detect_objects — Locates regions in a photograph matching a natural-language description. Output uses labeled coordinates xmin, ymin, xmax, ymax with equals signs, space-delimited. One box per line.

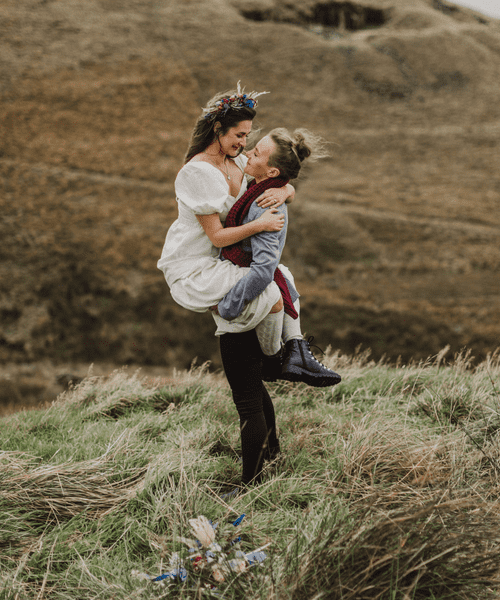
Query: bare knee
xmin=270 ymin=296 xmax=284 ymax=314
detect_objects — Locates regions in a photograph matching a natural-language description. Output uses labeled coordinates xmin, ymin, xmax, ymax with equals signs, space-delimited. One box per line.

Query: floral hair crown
xmin=202 ymin=81 xmax=269 ymax=121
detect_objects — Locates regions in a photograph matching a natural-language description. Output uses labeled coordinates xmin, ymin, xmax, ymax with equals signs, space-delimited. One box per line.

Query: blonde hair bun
xmin=268 ymin=127 xmax=329 ymax=179
xmin=293 ymin=131 xmax=312 ymax=162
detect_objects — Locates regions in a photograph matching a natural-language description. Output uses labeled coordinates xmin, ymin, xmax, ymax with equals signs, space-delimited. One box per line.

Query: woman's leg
xmin=255 ymin=297 xmax=284 ymax=381
xmin=280 ymin=298 xmax=342 ymax=387
xmin=282 ymin=298 xmax=303 ymax=343
xmin=255 ymin=297 xmax=284 ymax=356
xmin=219 ymin=329 xmax=278 ymax=484
xmin=261 ymin=384 xmax=280 ymax=459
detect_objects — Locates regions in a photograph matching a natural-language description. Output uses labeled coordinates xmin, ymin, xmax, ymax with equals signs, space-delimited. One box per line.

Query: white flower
xmin=169 ymin=552 xmax=182 ymax=568
xmin=211 ymin=565 xmax=225 ymax=582
xmin=188 ymin=516 xmax=216 ymax=548
xmin=178 ymin=536 xmax=199 ymax=549
xmin=131 ymin=570 xmax=151 ymax=581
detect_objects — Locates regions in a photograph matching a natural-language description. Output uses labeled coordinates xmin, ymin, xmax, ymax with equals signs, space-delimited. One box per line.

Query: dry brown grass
xmin=0 ymin=451 xmax=146 ymax=522
xmin=284 ymin=500 xmax=500 ymax=600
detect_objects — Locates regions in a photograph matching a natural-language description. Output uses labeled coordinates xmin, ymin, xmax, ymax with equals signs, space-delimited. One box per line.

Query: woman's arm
xmin=285 ymin=183 xmax=295 ymax=204
xmin=256 ymin=183 xmax=295 ymax=208
xmin=196 ymin=208 xmax=284 ymax=249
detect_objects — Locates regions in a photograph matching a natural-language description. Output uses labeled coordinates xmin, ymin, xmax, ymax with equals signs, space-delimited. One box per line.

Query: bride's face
xmin=217 ymin=120 xmax=252 ymax=158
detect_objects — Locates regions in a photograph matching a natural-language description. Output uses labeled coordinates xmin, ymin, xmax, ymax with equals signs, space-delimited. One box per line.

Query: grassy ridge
xmin=2 ymin=350 xmax=500 ymax=598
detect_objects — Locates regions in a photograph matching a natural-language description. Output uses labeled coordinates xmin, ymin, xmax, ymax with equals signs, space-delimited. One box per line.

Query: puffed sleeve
xmin=175 ymin=162 xmax=229 ymax=215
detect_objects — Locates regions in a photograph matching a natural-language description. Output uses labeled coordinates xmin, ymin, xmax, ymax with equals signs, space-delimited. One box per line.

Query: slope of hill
xmin=1 ymin=0 xmax=500 ymax=391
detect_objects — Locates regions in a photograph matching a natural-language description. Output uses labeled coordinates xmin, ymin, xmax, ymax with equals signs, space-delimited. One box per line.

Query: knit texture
xmin=282 ymin=299 xmax=303 ymax=344
xmin=255 ymin=309 xmax=284 ymax=356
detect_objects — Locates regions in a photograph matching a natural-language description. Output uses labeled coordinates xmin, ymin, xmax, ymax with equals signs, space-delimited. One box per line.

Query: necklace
xmin=203 ymin=151 xmax=231 ymax=180
xmin=222 ymin=156 xmax=231 ymax=180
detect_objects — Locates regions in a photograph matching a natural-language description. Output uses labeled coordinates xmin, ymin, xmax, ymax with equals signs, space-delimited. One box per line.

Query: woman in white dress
xmin=157 ymin=85 xmax=293 ymax=333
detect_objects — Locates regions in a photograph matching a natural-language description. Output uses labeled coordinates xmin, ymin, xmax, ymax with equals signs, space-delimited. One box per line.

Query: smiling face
xmin=216 ymin=120 xmax=253 ymax=158
xmin=244 ymin=135 xmax=280 ymax=182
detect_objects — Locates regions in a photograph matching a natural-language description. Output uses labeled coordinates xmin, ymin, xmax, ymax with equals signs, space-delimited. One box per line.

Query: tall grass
xmin=1 ymin=350 xmax=500 ymax=599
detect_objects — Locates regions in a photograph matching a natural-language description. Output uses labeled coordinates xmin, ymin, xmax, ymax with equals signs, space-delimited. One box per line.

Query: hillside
xmin=1 ymin=0 xmax=500 ymax=396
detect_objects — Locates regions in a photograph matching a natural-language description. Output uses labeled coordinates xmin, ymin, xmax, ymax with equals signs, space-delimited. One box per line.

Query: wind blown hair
xmin=268 ymin=128 xmax=330 ymax=180
xmin=184 ymin=88 xmax=257 ymax=164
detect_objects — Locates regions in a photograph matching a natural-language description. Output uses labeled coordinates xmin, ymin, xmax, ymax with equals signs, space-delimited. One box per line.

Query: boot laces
xmin=305 ymin=336 xmax=325 ymax=363
xmin=305 ymin=336 xmax=336 ymax=372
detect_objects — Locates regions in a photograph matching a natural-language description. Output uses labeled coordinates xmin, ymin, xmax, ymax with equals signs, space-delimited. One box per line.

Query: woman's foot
xmin=280 ymin=338 xmax=341 ymax=387
xmin=264 ymin=442 xmax=281 ymax=462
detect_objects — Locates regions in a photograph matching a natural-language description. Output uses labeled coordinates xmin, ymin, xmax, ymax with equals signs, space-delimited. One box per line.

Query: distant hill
xmin=1 ymin=0 xmax=500 ymax=371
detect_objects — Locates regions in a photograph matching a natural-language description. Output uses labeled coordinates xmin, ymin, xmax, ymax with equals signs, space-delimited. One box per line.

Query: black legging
xmin=219 ymin=329 xmax=280 ymax=485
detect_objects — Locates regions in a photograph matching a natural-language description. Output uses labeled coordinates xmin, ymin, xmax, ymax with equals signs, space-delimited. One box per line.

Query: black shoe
xmin=281 ymin=337 xmax=341 ymax=387
xmin=262 ymin=349 xmax=282 ymax=382
xmin=264 ymin=442 xmax=281 ymax=462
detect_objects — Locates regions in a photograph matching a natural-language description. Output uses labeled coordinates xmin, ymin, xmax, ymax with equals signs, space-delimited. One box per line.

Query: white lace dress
xmin=157 ymin=155 xmax=281 ymax=334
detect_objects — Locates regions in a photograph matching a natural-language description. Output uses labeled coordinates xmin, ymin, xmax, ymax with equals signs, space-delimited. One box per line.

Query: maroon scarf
xmin=221 ymin=177 xmax=298 ymax=319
